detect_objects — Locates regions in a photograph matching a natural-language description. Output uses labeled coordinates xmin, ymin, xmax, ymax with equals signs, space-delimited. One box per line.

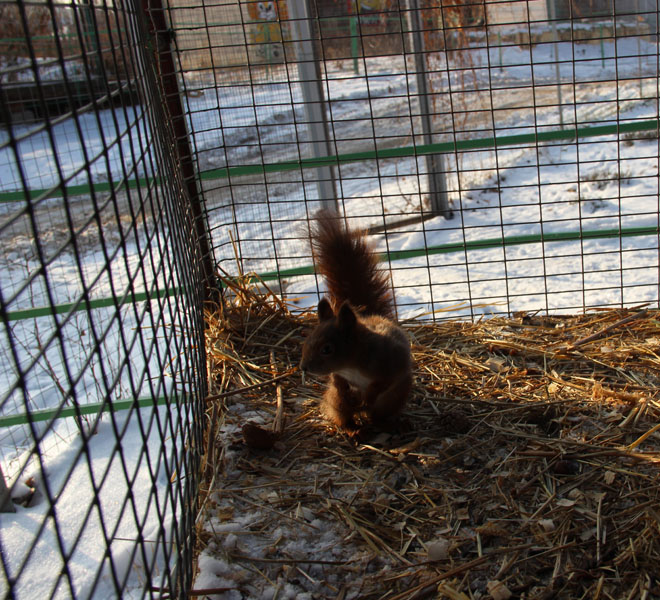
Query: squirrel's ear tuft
xmin=337 ymin=301 xmax=357 ymax=332
xmin=317 ymin=297 xmax=334 ymax=321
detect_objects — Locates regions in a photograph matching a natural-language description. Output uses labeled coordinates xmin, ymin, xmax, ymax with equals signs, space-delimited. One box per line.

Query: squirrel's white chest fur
xmin=335 ymin=367 xmax=372 ymax=390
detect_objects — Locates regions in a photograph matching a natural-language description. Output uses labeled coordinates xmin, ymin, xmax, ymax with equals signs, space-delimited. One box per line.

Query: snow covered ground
xmin=196 ymin=36 xmax=660 ymax=319
xmin=0 ymin=124 xmax=201 ymax=595
xmin=0 ymin=27 xmax=658 ymax=598
xmin=0 ymin=234 xmax=201 ymax=596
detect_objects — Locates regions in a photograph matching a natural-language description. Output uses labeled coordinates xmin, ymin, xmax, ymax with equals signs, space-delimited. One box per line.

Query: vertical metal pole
xmin=142 ymin=0 xmax=218 ymax=295
xmin=288 ymin=0 xmax=337 ymax=210
xmin=79 ymin=0 xmax=104 ymax=79
xmin=408 ymin=0 xmax=452 ymax=218
xmin=350 ymin=13 xmax=360 ymax=75
xmin=548 ymin=0 xmax=565 ymax=129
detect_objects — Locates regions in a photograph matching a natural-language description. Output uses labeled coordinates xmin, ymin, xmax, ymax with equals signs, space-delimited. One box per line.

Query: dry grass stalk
xmin=197 ymin=278 xmax=660 ymax=599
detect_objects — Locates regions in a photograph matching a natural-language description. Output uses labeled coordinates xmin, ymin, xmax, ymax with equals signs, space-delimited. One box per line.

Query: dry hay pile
xmin=196 ymin=279 xmax=660 ymax=600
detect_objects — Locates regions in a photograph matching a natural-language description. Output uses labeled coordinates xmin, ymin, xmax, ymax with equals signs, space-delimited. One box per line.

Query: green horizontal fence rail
xmin=0 ymin=396 xmax=171 ymax=429
xmin=7 ymin=225 xmax=660 ymax=320
xmin=2 ymin=119 xmax=658 ymax=203
xmin=253 ymin=224 xmax=660 ymax=284
xmin=6 ymin=286 xmax=180 ymax=321
xmin=0 ymin=175 xmax=161 ymax=203
xmin=201 ymin=119 xmax=660 ymax=181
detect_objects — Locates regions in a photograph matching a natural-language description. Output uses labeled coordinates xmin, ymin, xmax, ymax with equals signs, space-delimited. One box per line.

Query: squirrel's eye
xmin=320 ymin=343 xmax=333 ymax=356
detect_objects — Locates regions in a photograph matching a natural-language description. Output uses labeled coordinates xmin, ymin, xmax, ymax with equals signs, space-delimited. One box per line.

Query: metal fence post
xmin=288 ymin=0 xmax=337 ymax=210
xmin=142 ymin=0 xmax=219 ymax=295
xmin=407 ymin=0 xmax=452 ymax=219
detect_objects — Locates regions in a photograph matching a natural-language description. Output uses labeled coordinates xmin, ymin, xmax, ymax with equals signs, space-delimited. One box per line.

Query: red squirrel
xmin=300 ymin=210 xmax=413 ymax=431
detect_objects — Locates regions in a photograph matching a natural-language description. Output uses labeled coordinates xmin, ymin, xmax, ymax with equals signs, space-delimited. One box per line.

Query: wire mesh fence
xmin=0 ymin=0 xmax=209 ymax=597
xmin=2 ymin=0 xmax=660 ymax=596
xmin=172 ymin=0 xmax=660 ymax=321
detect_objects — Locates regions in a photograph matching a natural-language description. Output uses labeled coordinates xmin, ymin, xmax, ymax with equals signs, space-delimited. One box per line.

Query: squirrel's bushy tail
xmin=311 ymin=210 xmax=394 ymax=318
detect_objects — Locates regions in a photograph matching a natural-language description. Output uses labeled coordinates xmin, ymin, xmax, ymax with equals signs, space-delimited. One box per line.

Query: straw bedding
xmin=196 ymin=277 xmax=660 ymax=599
